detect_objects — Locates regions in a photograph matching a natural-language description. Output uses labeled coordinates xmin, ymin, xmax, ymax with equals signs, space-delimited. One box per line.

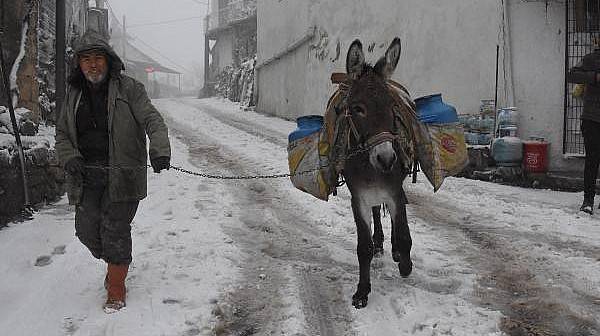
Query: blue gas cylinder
xmin=415 ymin=94 xmax=458 ymax=124
xmin=288 ymin=115 xmax=324 ymax=142
xmin=491 ymin=136 xmax=523 ymax=167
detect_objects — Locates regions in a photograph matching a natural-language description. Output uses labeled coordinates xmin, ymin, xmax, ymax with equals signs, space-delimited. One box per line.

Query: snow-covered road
xmin=1 ymin=97 xmax=599 ymax=336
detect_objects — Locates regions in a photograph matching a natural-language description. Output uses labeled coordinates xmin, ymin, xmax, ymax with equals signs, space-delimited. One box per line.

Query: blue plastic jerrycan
xmin=415 ymin=94 xmax=458 ymax=124
xmin=288 ymin=115 xmax=324 ymax=142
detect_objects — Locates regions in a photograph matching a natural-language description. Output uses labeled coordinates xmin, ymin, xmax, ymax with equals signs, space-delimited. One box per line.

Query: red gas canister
xmin=523 ymin=138 xmax=549 ymax=173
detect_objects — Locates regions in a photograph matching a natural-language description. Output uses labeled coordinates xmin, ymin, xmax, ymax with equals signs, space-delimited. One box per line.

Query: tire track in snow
xmin=405 ymin=188 xmax=600 ymax=336
xmin=161 ymin=106 xmax=357 ymax=336
xmin=158 ymin=98 xmax=513 ymax=334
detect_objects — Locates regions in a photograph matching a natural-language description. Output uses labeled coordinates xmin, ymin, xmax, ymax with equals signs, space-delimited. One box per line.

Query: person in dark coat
xmin=568 ymin=43 xmax=600 ymax=215
xmin=55 ymin=31 xmax=171 ymax=312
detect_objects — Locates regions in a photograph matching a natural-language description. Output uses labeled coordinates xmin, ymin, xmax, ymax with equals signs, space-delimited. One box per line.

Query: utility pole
xmin=203 ymin=15 xmax=210 ymax=91
xmin=55 ymin=0 xmax=66 ymax=119
xmin=122 ymin=15 xmax=127 ymax=69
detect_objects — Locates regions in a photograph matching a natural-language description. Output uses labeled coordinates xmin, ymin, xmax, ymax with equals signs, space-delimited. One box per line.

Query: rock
xmin=27 ymin=147 xmax=49 ymax=166
xmin=19 ymin=119 xmax=38 ymax=136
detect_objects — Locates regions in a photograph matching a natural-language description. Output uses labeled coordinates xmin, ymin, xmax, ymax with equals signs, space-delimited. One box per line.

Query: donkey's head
xmin=345 ymin=38 xmax=410 ymax=174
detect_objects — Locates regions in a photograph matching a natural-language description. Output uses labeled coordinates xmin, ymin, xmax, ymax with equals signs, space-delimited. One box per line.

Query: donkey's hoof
xmin=352 ymin=296 xmax=369 ymax=309
xmin=393 ymin=253 xmax=413 ymax=277
xmin=397 ymin=258 xmax=413 ymax=277
xmin=352 ymin=283 xmax=371 ymax=309
xmin=373 ymin=247 xmax=384 ymax=258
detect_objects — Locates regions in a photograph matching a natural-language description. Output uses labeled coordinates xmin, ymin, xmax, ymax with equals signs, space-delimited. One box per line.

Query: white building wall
xmin=257 ymin=0 xmax=579 ymax=172
xmin=507 ymin=1 xmax=580 ymax=172
xmin=257 ymin=0 xmax=505 ymax=120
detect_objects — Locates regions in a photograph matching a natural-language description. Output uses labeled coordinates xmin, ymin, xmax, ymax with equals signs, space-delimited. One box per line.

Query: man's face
xmin=79 ymin=51 xmax=108 ymax=84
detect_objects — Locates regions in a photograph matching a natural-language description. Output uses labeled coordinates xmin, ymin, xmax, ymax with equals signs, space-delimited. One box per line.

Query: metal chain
xmin=50 ymin=146 xmax=371 ymax=180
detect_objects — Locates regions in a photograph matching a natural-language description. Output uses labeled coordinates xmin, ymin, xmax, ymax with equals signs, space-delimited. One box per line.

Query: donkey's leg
xmin=372 ymin=205 xmax=384 ymax=258
xmin=351 ymin=198 xmax=373 ymax=309
xmin=390 ymin=202 xmax=413 ymax=277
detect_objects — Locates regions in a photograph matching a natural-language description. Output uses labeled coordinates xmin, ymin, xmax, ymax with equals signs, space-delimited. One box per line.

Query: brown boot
xmin=103 ymin=263 xmax=129 ymax=313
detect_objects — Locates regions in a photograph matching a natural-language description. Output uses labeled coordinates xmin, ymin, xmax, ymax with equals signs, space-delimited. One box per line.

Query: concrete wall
xmin=507 ymin=1 xmax=581 ymax=172
xmin=215 ymin=30 xmax=235 ymax=69
xmin=257 ymin=0 xmax=504 ymax=119
xmin=256 ymin=0 xmax=580 ymax=172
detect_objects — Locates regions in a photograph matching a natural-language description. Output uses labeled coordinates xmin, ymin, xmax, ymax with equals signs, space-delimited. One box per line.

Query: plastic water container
xmin=478 ymin=133 xmax=492 ymax=145
xmin=497 ymin=107 xmax=518 ymax=126
xmin=288 ymin=115 xmax=324 ymax=142
xmin=415 ymin=94 xmax=458 ymax=124
xmin=481 ymin=117 xmax=495 ymax=132
xmin=464 ymin=132 xmax=477 ymax=145
xmin=491 ymin=136 xmax=523 ymax=167
xmin=498 ymin=125 xmax=517 ymax=137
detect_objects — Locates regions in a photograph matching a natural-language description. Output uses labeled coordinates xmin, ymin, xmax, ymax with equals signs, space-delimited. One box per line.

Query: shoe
xmin=103 ymin=263 xmax=129 ymax=313
xmin=580 ymin=200 xmax=594 ymax=215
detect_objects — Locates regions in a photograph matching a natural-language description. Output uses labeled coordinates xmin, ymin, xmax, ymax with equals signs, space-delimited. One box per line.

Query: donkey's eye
xmin=351 ymin=105 xmax=366 ymax=117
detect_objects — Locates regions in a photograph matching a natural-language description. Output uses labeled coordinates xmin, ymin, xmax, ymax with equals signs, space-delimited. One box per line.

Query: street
xmin=1 ymin=97 xmax=599 ymax=336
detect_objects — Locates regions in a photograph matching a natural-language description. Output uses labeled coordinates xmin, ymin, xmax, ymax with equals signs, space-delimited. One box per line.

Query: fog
xmin=104 ymin=0 xmax=208 ymax=90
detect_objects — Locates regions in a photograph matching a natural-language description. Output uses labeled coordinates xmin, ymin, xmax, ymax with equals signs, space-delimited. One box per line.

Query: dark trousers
xmin=75 ymin=185 xmax=139 ymax=265
xmin=582 ymin=119 xmax=600 ymax=202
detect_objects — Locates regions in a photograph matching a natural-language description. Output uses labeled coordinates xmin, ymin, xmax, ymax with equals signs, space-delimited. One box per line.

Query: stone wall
xmin=0 ymin=147 xmax=64 ymax=226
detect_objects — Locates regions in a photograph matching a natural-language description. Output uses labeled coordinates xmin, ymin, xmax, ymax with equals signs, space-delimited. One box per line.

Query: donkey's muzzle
xmin=370 ymin=142 xmax=397 ymax=173
xmin=377 ymin=152 xmax=397 ymax=172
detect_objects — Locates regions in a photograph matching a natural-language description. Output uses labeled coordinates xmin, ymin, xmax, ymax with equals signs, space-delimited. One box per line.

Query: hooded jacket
xmin=567 ymin=48 xmax=600 ymax=123
xmin=55 ymin=31 xmax=171 ymax=204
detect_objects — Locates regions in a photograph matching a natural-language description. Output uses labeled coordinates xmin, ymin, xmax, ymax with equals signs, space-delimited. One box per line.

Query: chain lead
xmin=51 ymin=146 xmax=372 ymax=180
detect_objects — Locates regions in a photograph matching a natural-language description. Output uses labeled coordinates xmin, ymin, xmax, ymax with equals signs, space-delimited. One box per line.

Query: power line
xmin=104 ymin=0 xmax=192 ymax=73
xmin=127 ymin=16 xmax=204 ymax=29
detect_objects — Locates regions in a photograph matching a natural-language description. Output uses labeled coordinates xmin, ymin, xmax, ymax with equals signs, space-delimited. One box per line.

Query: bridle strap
xmin=345 ymin=109 xmax=362 ymax=150
xmin=364 ymin=131 xmax=398 ymax=148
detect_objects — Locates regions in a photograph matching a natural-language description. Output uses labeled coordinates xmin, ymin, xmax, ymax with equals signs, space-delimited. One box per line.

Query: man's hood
xmin=69 ymin=30 xmax=124 ymax=87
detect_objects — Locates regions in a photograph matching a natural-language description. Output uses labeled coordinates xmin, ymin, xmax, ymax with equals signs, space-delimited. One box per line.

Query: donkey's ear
xmin=346 ymin=39 xmax=365 ymax=80
xmin=375 ymin=37 xmax=401 ymax=79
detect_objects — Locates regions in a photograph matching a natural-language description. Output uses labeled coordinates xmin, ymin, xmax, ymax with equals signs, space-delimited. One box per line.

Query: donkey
xmin=342 ymin=38 xmax=414 ymax=309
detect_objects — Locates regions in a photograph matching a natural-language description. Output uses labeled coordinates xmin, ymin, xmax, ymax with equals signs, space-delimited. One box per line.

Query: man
xmin=55 ymin=30 xmax=171 ymax=313
xmin=568 ymin=41 xmax=600 ymax=215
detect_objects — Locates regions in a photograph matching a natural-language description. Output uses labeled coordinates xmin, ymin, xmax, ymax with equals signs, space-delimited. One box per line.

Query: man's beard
xmin=83 ymin=70 xmax=107 ymax=85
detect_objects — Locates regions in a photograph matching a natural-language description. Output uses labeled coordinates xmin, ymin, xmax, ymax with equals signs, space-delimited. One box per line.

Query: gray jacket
xmin=55 ymin=31 xmax=171 ymax=204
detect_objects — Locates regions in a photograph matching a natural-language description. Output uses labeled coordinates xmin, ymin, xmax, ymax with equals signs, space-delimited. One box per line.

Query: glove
xmin=150 ymin=156 xmax=170 ymax=173
xmin=64 ymin=157 xmax=85 ymax=183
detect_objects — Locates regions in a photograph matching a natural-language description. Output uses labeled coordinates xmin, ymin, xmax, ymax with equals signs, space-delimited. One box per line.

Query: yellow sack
xmin=414 ymin=122 xmax=468 ymax=191
xmin=287 ymin=82 xmax=353 ymax=201
xmin=288 ymin=130 xmax=337 ymax=201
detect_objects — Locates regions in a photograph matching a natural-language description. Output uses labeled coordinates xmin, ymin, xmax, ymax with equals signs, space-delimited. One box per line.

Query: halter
xmin=343 ymin=102 xmax=411 ymax=153
xmin=344 ymin=110 xmax=393 ymax=150
xmin=341 ymin=82 xmax=416 ymax=172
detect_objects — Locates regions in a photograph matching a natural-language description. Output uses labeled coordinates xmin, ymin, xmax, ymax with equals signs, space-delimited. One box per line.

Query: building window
xmin=565 ymin=0 xmax=599 ymax=155
xmin=575 ymin=0 xmax=600 ymax=32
